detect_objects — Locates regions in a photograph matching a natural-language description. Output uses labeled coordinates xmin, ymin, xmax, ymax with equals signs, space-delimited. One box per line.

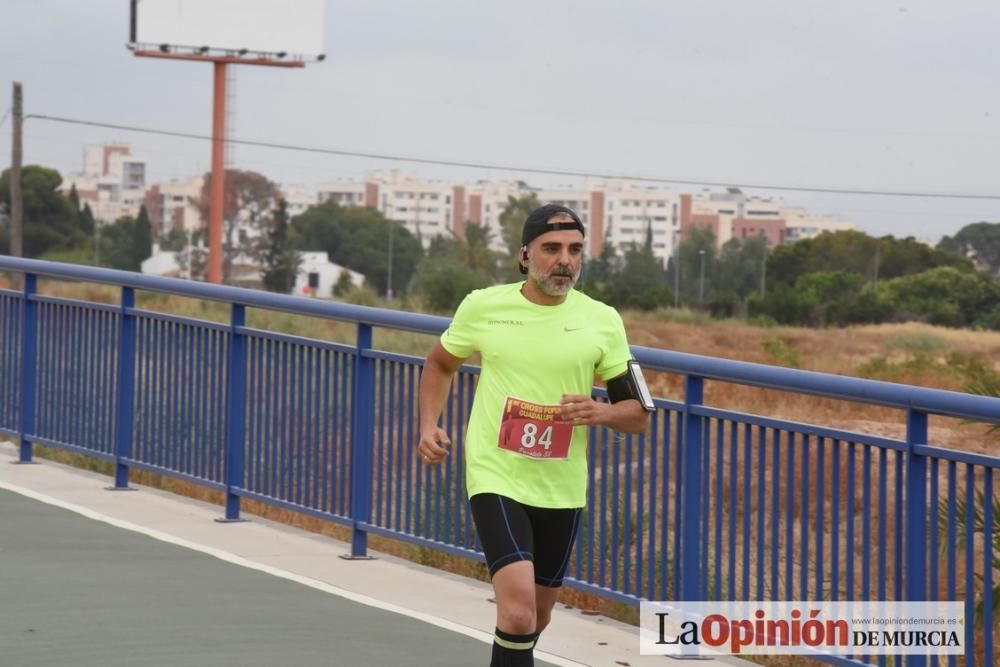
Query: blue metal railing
xmin=1 ymin=256 xmax=997 ymax=666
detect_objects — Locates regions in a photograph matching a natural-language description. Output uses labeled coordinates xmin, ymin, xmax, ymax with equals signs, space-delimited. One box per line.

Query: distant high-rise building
xmin=278 ymin=185 xmax=317 ymax=219
xmin=589 ymin=180 xmax=679 ymax=264
xmin=60 ymin=143 xmax=148 ymax=224
xmin=678 ymin=188 xmax=852 ymax=252
xmin=319 ymin=170 xmax=456 ymax=248
xmin=313 ymin=172 xmax=853 ymax=262
xmin=781 ymin=207 xmax=854 ymax=242
xmin=143 ymin=176 xmax=204 ymax=236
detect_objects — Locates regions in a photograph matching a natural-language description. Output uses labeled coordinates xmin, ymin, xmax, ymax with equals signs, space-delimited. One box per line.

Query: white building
xmin=61 ymin=144 xmax=148 ymax=224
xmin=317 ymin=173 xmax=854 ymax=262
xmin=591 ymin=180 xmax=679 ymax=265
xmin=462 ymin=181 xmax=527 ymax=252
xmin=679 ymin=188 xmax=856 ymax=251
xmin=368 ymin=170 xmax=455 ymax=246
xmin=293 ymin=252 xmax=365 ymax=298
xmin=685 ymin=188 xmax=786 ymax=246
xmin=317 ymin=180 xmax=366 ymax=208
xmin=318 ymin=171 xmax=455 ymax=248
xmin=141 ymin=244 xmax=364 ymax=298
xmin=782 ymin=208 xmax=854 ymax=242
xmin=463 ymin=180 xmax=681 ymax=265
xmin=278 ymin=185 xmax=317 ymax=219
xmin=140 ymin=243 xmax=186 ymax=278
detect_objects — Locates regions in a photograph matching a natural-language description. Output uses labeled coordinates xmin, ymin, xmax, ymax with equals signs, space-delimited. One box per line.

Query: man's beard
xmin=528 ymin=262 xmax=580 ymax=296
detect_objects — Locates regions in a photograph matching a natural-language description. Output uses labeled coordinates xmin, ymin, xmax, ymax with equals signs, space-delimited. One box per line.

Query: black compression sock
xmin=490 ymin=627 xmax=539 ymax=667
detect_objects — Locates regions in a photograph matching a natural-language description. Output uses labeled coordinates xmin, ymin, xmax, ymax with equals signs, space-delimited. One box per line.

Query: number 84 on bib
xmin=497 ymin=397 xmax=574 ymax=460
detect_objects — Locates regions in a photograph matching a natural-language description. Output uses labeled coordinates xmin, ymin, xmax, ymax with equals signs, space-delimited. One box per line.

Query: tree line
xmin=0 ymin=166 xmax=152 ymax=272
xmin=3 ymin=164 xmax=1000 ymax=330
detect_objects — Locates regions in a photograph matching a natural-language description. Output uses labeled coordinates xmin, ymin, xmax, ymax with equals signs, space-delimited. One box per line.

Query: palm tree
xmin=457 ymin=221 xmax=502 ymax=281
xmin=937 ymin=358 xmax=1000 ymax=623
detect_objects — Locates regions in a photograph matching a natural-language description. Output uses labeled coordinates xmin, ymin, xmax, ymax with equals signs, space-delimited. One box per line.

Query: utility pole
xmin=386 ymin=219 xmax=394 ymax=300
xmin=10 ymin=82 xmax=23 ymax=259
xmin=208 ymin=61 xmax=227 ymax=284
xmin=383 ymin=196 xmax=395 ymax=300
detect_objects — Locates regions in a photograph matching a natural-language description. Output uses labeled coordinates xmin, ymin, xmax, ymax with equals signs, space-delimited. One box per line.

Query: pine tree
xmin=68 ymin=183 xmax=80 ymax=212
xmin=261 ymin=199 xmax=301 ymax=293
xmin=79 ymin=202 xmax=96 ymax=237
xmin=132 ymin=205 xmax=153 ymax=267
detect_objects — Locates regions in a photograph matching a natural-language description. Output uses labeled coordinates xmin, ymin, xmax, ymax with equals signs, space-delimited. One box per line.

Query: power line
xmin=24 ymin=112 xmax=1000 ymax=201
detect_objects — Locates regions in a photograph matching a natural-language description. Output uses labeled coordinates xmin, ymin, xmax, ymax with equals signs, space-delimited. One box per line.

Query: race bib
xmin=497 ymin=397 xmax=574 ymax=460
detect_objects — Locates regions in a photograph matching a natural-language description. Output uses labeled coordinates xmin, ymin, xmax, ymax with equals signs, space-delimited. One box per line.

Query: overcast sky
xmin=1 ymin=0 xmax=998 ymax=242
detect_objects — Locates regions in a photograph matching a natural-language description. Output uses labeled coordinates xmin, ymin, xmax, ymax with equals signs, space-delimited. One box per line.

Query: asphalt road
xmin=0 ymin=488 xmax=558 ymax=667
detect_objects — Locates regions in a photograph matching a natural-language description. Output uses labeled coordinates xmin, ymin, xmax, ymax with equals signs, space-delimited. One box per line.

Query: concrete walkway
xmin=0 ymin=442 xmax=746 ymax=666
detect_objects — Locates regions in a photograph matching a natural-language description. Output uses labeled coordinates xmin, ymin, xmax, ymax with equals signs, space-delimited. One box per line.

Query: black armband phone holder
xmin=606 ymin=360 xmax=655 ymax=412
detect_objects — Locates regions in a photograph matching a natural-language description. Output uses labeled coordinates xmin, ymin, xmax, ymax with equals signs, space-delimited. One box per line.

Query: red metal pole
xmin=208 ymin=61 xmax=227 ymax=284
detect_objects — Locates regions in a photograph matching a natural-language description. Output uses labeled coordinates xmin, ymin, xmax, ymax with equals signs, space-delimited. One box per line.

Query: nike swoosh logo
xmin=564 ymin=327 xmax=582 ymax=332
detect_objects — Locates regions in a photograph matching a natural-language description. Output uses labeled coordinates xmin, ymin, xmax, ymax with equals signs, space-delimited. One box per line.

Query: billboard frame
xmin=128 ymin=1 xmax=322 ymax=285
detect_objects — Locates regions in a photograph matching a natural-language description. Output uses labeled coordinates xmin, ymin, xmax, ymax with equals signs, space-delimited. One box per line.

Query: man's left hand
xmin=559 ymin=394 xmax=607 ymax=426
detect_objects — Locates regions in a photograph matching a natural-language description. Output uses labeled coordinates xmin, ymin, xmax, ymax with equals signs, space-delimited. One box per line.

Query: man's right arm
xmin=417 ymin=341 xmax=467 ymax=464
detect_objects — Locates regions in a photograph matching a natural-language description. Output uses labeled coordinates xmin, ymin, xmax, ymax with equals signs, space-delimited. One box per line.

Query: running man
xmin=418 ymin=204 xmax=652 ymax=666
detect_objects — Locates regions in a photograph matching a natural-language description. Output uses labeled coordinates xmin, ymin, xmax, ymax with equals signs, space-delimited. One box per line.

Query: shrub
xmin=747 ymin=314 xmax=778 ymax=328
xmin=973 ymin=304 xmax=1000 ymax=331
xmin=886 ymin=331 xmax=952 ymax=355
xmin=409 ymin=262 xmax=491 ymax=313
xmin=761 ymin=337 xmax=801 ymax=368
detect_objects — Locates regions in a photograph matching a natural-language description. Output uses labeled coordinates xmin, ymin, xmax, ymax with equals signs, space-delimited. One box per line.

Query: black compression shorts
xmin=469 ymin=493 xmax=582 ymax=587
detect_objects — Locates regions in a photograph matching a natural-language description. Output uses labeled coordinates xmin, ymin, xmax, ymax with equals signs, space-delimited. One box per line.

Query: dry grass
xmin=7 ymin=276 xmax=1000 ymax=375
xmin=624 ymin=314 xmax=1000 ymax=455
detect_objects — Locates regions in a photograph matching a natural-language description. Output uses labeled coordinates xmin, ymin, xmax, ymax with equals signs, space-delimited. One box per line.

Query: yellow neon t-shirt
xmin=440 ymin=282 xmax=632 ymax=508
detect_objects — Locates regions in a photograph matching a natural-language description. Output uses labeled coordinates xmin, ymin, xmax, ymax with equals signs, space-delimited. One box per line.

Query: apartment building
xmin=458 ymin=180 xmax=680 ymax=264
xmin=677 ymin=189 xmax=855 ymax=251
xmin=318 ymin=170 xmax=455 ymax=247
xmin=781 ymin=207 xmax=854 ymax=242
xmin=679 ymin=188 xmax=781 ymax=246
xmin=593 ymin=180 xmax=679 ymax=264
xmin=316 ymin=172 xmax=854 ymax=266
xmin=316 ymin=180 xmax=365 ymax=208
xmin=54 ymin=143 xmax=851 ymax=268
xmin=143 ymin=176 xmax=204 ymax=236
xmin=278 ymin=185 xmax=317 ymax=219
xmin=61 ymin=143 xmax=148 ymax=224
xmin=464 ymin=181 xmax=530 ymax=249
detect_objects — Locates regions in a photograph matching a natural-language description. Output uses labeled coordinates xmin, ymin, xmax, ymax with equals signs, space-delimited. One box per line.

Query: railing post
xmin=904 ymin=408 xmax=928 ymax=667
xmin=16 ymin=273 xmax=37 ymax=463
xmin=110 ymin=286 xmax=136 ymax=488
xmin=680 ymin=375 xmax=705 ymax=601
xmin=347 ymin=323 xmax=375 ymax=558
xmin=220 ymin=304 xmax=247 ymax=521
